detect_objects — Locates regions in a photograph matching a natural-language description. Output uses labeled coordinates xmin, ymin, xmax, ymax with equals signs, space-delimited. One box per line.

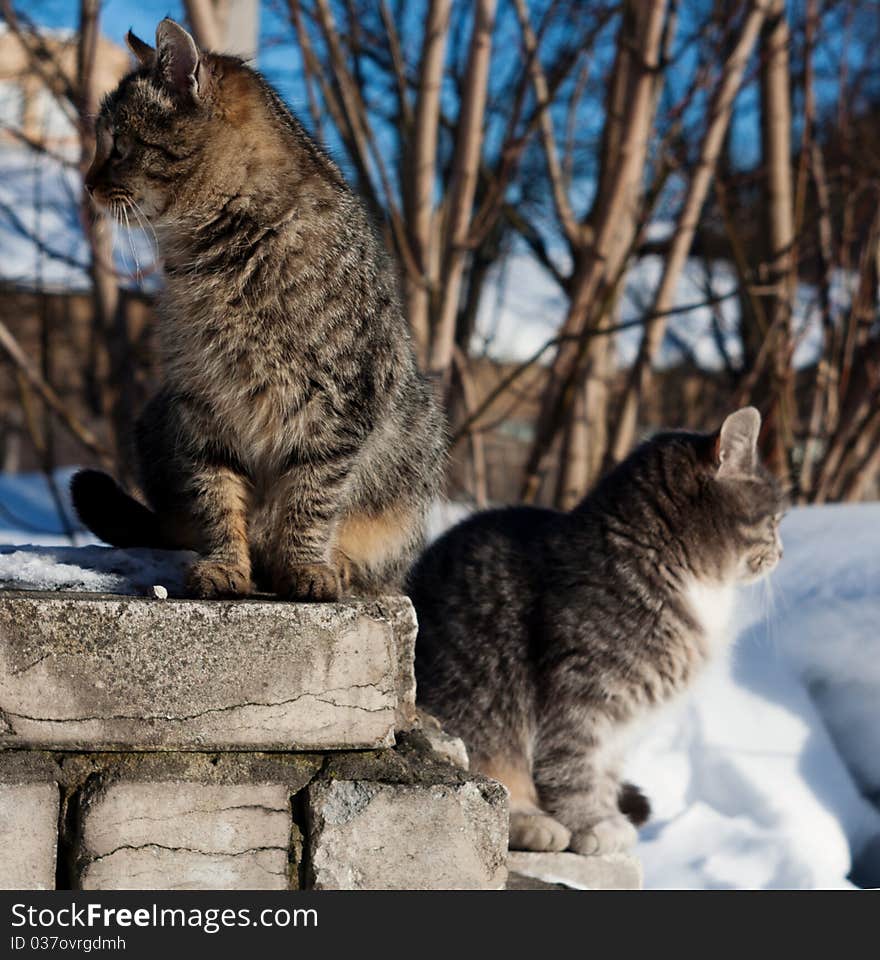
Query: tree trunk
xmin=429 ymin=0 xmax=497 ymax=394
xmin=608 ymin=1 xmax=767 ymax=465
xmin=406 ymin=0 xmax=451 ymax=365
xmin=756 ymin=0 xmax=795 ymax=484
xmin=519 ymin=0 xmax=668 ymax=503
xmin=78 ymin=0 xmax=123 ymax=465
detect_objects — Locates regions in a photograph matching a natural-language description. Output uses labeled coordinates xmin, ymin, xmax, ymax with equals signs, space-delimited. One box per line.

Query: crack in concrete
xmin=0 ymin=682 xmax=393 ymax=730
xmin=85 ymin=842 xmax=288 ymax=865
xmin=101 ymin=804 xmax=290 ymax=828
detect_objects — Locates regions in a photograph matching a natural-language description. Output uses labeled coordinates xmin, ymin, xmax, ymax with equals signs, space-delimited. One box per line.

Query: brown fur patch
xmin=331 ymin=548 xmax=354 ymax=593
xmin=336 ymin=503 xmax=418 ymax=575
xmin=194 ymin=467 xmax=252 ymax=568
xmin=217 ymin=61 xmax=256 ymax=126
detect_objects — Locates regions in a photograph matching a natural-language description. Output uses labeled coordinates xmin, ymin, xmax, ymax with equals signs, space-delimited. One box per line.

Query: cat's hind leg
xmin=476 ymin=755 xmax=571 ymax=853
xmin=569 ymin=813 xmax=638 ymax=856
xmin=534 ymin=723 xmax=639 ymax=855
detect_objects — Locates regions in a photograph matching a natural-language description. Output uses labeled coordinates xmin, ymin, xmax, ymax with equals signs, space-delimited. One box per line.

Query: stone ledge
xmin=0 ymin=739 xmax=510 ymax=891
xmin=507 ymin=850 xmax=642 ymax=890
xmin=0 ymin=593 xmax=416 ymax=751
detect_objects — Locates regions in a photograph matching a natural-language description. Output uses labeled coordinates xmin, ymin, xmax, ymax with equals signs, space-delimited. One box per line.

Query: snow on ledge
xmin=0 ymin=544 xmax=195 ymax=596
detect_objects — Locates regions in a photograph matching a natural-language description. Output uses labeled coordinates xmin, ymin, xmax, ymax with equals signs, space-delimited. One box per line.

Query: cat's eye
xmin=110 ymin=135 xmax=132 ymax=162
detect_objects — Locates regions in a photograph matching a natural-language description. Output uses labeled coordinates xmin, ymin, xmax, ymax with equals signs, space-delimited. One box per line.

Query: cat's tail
xmin=618 ymin=781 xmax=651 ymax=827
xmin=70 ymin=469 xmax=173 ymax=550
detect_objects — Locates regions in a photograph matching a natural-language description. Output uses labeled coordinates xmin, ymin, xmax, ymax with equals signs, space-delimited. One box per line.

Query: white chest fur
xmin=684 ymin=580 xmax=736 ymax=653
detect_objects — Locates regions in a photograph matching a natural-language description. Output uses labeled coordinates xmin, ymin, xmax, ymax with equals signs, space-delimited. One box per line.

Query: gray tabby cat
xmin=409 ymin=408 xmax=783 ymax=854
xmin=71 ymin=19 xmax=444 ymax=600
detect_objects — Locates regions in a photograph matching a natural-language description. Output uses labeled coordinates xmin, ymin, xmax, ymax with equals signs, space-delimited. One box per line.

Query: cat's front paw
xmin=509 ymin=812 xmax=571 ymax=852
xmin=569 ymin=814 xmax=638 ymax=855
xmin=273 ymin=562 xmax=340 ymax=602
xmin=186 ymin=560 xmax=252 ymax=599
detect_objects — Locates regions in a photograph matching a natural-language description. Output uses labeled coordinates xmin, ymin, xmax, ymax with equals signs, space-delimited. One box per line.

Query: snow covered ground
xmin=1 ymin=471 xmax=879 ymax=889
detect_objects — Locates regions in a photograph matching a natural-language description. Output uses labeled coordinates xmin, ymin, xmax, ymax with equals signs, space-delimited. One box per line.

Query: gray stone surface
xmin=306 ymin=737 xmax=508 ymax=890
xmin=417 ymin=710 xmax=469 ymax=769
xmin=423 ymin=729 xmax=469 ymax=769
xmin=506 ymin=850 xmax=642 ymax=890
xmin=0 ymin=593 xmax=416 ymax=751
xmin=0 ymin=773 xmax=59 ymax=890
xmin=505 ymin=871 xmax=565 ymax=890
xmin=79 ymin=780 xmax=296 ymax=890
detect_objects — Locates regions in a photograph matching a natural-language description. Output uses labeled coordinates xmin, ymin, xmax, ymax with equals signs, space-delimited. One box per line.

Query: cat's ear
xmin=155 ymin=18 xmax=203 ymax=101
xmin=126 ymin=30 xmax=155 ymax=68
xmin=715 ymin=407 xmax=761 ymax=478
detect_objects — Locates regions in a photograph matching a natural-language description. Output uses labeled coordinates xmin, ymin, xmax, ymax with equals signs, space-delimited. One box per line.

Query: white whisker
xmin=129 ymin=197 xmax=159 ymax=253
xmin=123 ymin=203 xmax=143 ymax=281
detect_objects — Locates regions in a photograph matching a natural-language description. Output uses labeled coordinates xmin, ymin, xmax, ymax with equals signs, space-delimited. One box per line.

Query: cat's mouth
xmin=86 ymin=186 xmax=124 ymax=215
xmin=88 ymin=188 xmax=148 ymax=224
xmin=105 ymin=194 xmax=135 ymax=220
xmin=100 ymin=193 xmax=162 ymax=233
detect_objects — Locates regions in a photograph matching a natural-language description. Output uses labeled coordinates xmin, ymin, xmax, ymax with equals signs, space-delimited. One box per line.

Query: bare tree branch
xmin=406 ymin=0 xmax=451 ymax=363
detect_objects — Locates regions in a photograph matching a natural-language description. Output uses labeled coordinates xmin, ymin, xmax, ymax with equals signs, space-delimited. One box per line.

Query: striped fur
xmin=73 ymin=19 xmax=445 ymax=600
xmin=409 ymin=409 xmax=784 ymax=853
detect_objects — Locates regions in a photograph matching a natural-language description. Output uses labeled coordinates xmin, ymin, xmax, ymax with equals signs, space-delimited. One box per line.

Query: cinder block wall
xmin=0 ymin=593 xmax=508 ymax=890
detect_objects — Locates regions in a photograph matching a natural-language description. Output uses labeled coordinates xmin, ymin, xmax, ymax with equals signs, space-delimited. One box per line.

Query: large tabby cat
xmin=410 ymin=408 xmax=784 ymax=854
xmin=72 ymin=19 xmax=444 ymax=600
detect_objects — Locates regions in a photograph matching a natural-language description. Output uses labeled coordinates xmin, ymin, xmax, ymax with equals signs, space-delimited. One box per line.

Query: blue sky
xmin=31 ymin=1 xmax=313 ymax=135
xmin=24 ymin=0 xmax=299 ymax=100
xmin=29 ymin=0 xmax=186 ymax=46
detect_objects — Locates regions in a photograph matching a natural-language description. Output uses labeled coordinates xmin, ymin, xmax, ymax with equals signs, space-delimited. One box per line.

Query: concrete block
xmin=0 ymin=754 xmax=59 ymax=890
xmin=380 ymin=597 xmax=418 ymax=730
xmin=306 ymin=734 xmax=508 ymax=889
xmin=76 ymin=754 xmax=320 ymax=890
xmin=0 ymin=593 xmax=416 ymax=751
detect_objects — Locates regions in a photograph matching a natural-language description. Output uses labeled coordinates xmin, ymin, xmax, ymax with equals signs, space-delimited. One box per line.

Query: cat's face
xmin=86 ymin=76 xmax=192 ymax=221
xmin=630 ymin=407 xmax=785 ymax=585
xmin=85 ymin=20 xmax=236 ymax=222
xmin=718 ymin=466 xmax=785 ymax=584
xmin=710 ymin=407 xmax=785 ymax=583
